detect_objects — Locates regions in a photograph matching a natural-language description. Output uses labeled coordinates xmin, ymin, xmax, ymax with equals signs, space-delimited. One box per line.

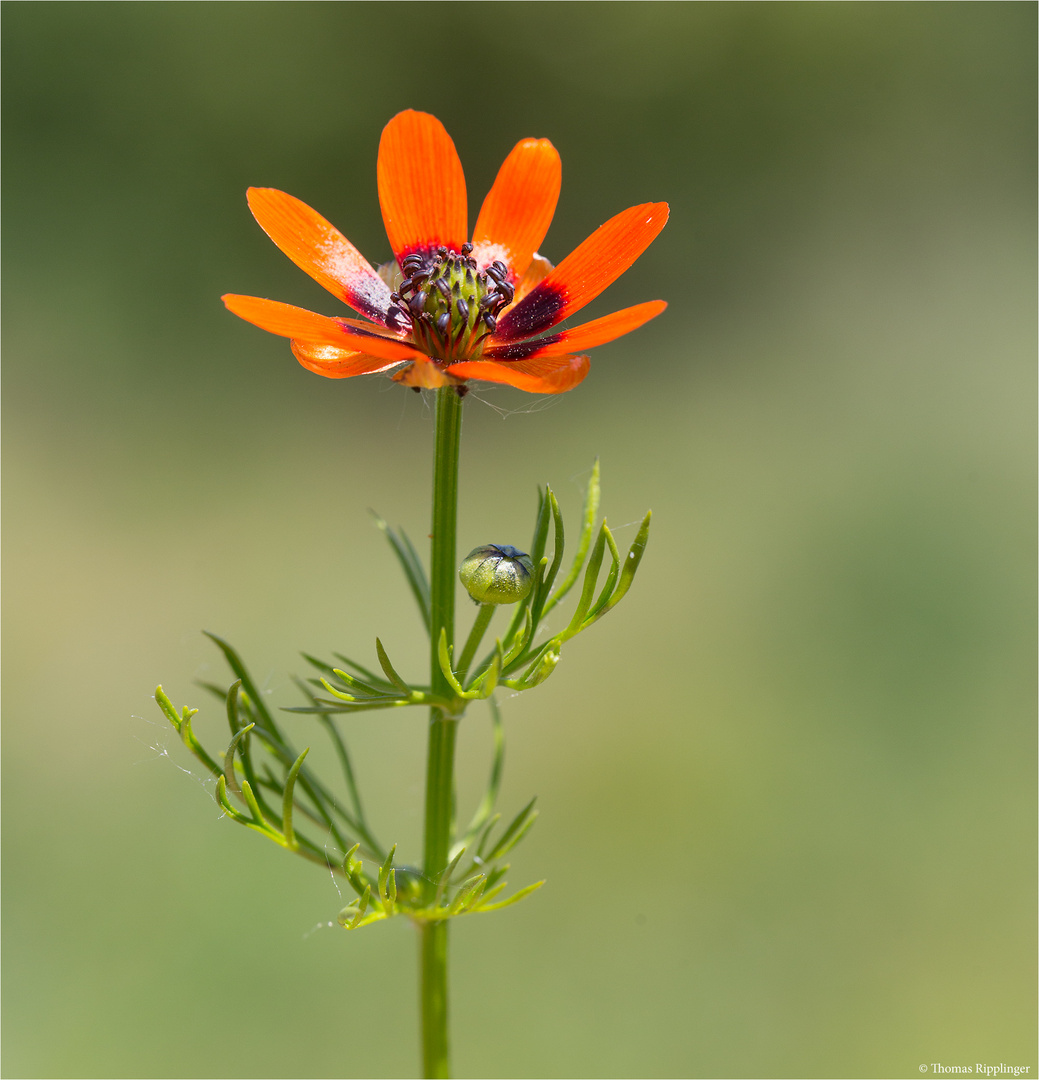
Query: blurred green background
xmin=3 ymin=3 xmax=1035 ymax=1077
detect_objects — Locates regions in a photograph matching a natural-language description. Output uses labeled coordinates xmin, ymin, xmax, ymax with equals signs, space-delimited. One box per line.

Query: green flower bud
xmin=527 ymin=646 xmax=560 ymax=686
xmin=459 ymin=545 xmax=534 ymax=605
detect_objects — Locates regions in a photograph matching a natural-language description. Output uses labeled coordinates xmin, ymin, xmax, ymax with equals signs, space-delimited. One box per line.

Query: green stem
xmin=456 ymin=603 xmax=495 ymax=684
xmin=420 ymin=386 xmax=464 ymax=1079
xmin=421 ymin=919 xmax=450 ymax=1078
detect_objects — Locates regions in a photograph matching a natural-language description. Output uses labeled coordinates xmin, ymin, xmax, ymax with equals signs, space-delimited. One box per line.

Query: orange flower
xmin=223 ymin=111 xmax=668 ymax=395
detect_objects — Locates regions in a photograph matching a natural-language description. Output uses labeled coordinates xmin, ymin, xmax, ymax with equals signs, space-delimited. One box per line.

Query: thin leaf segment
xmin=222 ymin=110 xmax=668 ymax=394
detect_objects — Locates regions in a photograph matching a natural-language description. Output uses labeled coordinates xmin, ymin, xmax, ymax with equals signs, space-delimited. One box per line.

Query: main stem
xmin=421 ymin=386 xmax=463 ymax=1079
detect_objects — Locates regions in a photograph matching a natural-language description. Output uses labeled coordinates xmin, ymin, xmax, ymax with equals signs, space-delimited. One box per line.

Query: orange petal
xmin=223 ymin=294 xmax=357 ymax=347
xmin=510 ymin=253 xmax=554 ymax=307
xmin=472 ymin=138 xmax=561 ymax=283
xmin=494 ymin=202 xmax=669 ymax=341
xmin=446 ymin=355 xmax=591 ymax=395
xmin=246 ymin=188 xmax=394 ymax=324
xmin=378 ymin=110 xmax=467 ymax=262
xmin=222 ymin=295 xmax=423 ymax=363
xmin=392 ymin=358 xmax=458 ymax=390
xmin=291 ymin=341 xmax=403 ymax=379
xmin=485 ymin=300 xmax=666 ymax=361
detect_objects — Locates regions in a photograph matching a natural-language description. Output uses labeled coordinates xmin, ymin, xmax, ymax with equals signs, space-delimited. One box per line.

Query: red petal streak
xmin=291 ymin=341 xmax=402 ymax=379
xmin=222 ymin=295 xmax=422 ymax=363
xmin=246 ymin=188 xmax=393 ymax=324
xmin=446 ymin=355 xmax=591 ymax=394
xmin=472 ymin=138 xmax=561 ymax=283
xmin=494 ymin=202 xmax=669 ymax=341
xmin=485 ymin=300 xmax=667 ymax=361
xmin=378 ymin=110 xmax=467 ymax=263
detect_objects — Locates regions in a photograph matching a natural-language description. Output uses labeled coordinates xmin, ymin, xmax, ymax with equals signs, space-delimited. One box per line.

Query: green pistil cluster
xmin=391 ymin=244 xmax=514 ymax=364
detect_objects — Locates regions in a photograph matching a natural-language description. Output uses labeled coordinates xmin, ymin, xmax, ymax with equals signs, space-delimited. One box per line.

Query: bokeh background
xmin=3 ymin=3 xmax=1035 ymax=1078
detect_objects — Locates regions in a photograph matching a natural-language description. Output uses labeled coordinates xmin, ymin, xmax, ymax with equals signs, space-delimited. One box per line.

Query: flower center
xmin=388 ymin=243 xmax=514 ymax=363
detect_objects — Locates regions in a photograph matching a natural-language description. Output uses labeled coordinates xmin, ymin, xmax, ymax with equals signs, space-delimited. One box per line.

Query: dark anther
xmin=402 ymin=254 xmax=423 ymax=272
xmin=483 ymin=313 xmax=497 ymax=332
xmin=411 ymin=270 xmax=430 ymax=285
xmin=436 ymin=311 xmax=451 ymax=335
xmin=497 ymin=281 xmax=515 ymax=304
xmin=390 ymin=292 xmax=401 ymax=303
xmin=435 ymin=278 xmax=451 ymax=298
xmin=455 ymin=297 xmax=469 ymax=322
xmin=461 ymin=242 xmax=473 ymax=255
xmin=409 ymin=292 xmax=428 ymax=316
xmin=437 ymin=246 xmax=447 ymax=257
